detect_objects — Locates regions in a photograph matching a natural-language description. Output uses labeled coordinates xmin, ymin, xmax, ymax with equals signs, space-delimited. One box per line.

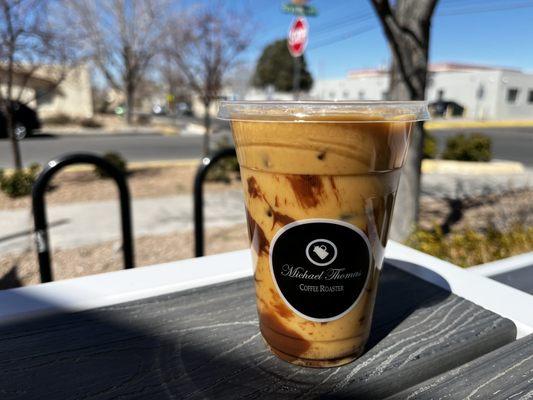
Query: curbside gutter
xmin=422 ymin=159 xmax=525 ymax=175
xmin=1 ymin=159 xmax=200 ymax=174
xmin=426 ymin=119 xmax=533 ymax=130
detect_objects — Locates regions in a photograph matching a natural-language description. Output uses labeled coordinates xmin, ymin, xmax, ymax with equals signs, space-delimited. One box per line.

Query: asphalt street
xmin=0 ymin=133 xmax=207 ymax=168
xmin=0 ymin=126 xmax=531 ymax=168
xmin=428 ymin=127 xmax=533 ymax=166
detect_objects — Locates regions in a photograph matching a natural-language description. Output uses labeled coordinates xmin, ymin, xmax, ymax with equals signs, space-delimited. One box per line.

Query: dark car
xmin=0 ymin=101 xmax=41 ymax=139
xmin=429 ymin=100 xmax=465 ymax=118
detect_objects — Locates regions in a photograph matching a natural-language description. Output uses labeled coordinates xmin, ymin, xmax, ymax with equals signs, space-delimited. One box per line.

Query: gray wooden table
xmin=0 ymin=262 xmax=530 ymax=400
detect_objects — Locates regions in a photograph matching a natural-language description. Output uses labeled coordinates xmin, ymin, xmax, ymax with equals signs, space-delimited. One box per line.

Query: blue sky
xmin=212 ymin=0 xmax=533 ymax=79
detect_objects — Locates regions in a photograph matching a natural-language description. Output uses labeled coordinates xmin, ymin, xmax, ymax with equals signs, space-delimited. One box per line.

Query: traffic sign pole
xmin=287 ymin=17 xmax=309 ymax=100
xmin=293 ymin=56 xmax=301 ymax=100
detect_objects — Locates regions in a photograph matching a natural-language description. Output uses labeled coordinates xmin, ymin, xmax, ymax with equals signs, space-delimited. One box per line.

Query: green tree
xmin=253 ymin=39 xmax=313 ymax=92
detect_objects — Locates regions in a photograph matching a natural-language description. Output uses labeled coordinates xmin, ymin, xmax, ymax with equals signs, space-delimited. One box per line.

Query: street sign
xmin=282 ymin=0 xmax=318 ymax=17
xmin=287 ymin=17 xmax=308 ymax=57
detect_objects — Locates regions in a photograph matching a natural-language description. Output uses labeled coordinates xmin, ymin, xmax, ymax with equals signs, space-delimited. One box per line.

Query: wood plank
xmin=0 ymin=263 xmax=516 ymax=399
xmin=388 ymin=334 xmax=533 ymax=400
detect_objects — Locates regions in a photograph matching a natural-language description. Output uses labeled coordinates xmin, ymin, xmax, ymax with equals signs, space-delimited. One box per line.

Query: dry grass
xmin=406 ymin=224 xmax=533 ymax=268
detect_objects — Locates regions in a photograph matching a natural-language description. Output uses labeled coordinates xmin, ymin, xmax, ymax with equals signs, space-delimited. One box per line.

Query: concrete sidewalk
xmin=0 ymin=190 xmax=246 ymax=255
xmin=1 ymin=168 xmax=531 ymax=256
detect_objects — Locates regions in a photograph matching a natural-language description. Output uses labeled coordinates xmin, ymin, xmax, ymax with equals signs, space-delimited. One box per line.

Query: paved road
xmin=0 ymin=126 xmax=531 ymax=168
xmin=428 ymin=127 xmax=533 ymax=166
xmin=0 ymin=133 xmax=207 ymax=168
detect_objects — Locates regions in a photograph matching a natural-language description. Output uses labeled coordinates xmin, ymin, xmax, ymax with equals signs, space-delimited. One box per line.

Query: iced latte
xmin=218 ymin=101 xmax=429 ymax=367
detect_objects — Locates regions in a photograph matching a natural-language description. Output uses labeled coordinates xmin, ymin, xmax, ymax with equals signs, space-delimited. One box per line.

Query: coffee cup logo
xmin=306 ymin=239 xmax=337 ymax=266
xmin=313 ymin=245 xmax=329 ymax=260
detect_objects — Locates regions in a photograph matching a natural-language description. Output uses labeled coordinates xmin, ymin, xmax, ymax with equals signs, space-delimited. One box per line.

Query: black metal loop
xmin=32 ymin=152 xmax=134 ymax=283
xmin=193 ymin=148 xmax=237 ymax=257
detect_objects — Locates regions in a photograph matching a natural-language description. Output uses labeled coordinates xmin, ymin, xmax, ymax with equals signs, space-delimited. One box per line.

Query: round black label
xmin=270 ymin=219 xmax=371 ymax=321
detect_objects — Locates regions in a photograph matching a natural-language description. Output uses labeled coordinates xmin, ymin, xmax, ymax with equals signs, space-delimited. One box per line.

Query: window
xmin=437 ymin=89 xmax=445 ymax=100
xmin=358 ymin=90 xmax=365 ymax=100
xmin=506 ymin=88 xmax=519 ymax=104
xmin=35 ymin=88 xmax=55 ymax=106
xmin=329 ymin=91 xmax=336 ymax=99
xmin=528 ymin=90 xmax=533 ymax=104
xmin=342 ymin=90 xmax=350 ymax=99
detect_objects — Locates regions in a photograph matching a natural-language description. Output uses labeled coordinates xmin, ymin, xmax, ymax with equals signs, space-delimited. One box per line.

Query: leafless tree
xmin=67 ymin=0 xmax=171 ymax=124
xmin=165 ymin=6 xmax=253 ymax=155
xmin=0 ymin=0 xmax=75 ymax=170
xmin=370 ymin=0 xmax=439 ymax=240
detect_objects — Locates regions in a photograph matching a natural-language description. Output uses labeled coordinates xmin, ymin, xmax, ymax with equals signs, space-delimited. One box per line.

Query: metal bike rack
xmin=193 ymin=148 xmax=237 ymax=257
xmin=32 ymin=152 xmax=134 ymax=283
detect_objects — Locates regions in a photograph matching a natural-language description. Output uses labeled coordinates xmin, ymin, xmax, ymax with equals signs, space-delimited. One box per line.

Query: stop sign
xmin=287 ymin=17 xmax=308 ymax=57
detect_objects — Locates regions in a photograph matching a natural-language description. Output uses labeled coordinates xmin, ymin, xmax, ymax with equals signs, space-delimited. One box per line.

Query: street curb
xmin=426 ymin=119 xmax=533 ymax=130
xmin=422 ymin=159 xmax=526 ymax=175
xmin=1 ymin=159 xmax=200 ymax=174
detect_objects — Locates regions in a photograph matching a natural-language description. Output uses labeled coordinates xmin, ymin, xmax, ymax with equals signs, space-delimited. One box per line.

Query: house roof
xmin=347 ymin=62 xmax=520 ymax=78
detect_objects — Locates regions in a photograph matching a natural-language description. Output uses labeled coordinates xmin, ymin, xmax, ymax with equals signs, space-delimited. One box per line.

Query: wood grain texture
xmin=0 ymin=263 xmax=516 ymax=399
xmin=387 ymin=333 xmax=533 ymax=400
xmin=492 ymin=265 xmax=533 ymax=295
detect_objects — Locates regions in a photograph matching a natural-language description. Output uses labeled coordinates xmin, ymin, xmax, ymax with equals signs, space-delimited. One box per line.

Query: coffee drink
xmin=219 ymin=102 xmax=429 ymax=367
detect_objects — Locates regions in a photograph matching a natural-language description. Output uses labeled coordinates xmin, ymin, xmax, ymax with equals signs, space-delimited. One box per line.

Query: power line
xmin=438 ymin=0 xmax=533 ymax=15
xmin=312 ymin=12 xmax=374 ymax=36
xmin=309 ymin=26 xmax=376 ymax=50
xmin=254 ymin=0 xmax=533 ymax=55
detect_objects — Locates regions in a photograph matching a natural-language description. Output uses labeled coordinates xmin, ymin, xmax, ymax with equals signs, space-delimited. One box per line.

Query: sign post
xmin=287 ymin=17 xmax=309 ymax=100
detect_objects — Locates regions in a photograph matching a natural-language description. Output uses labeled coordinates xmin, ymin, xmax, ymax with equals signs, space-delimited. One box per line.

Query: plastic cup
xmin=218 ymin=101 xmax=430 ymax=367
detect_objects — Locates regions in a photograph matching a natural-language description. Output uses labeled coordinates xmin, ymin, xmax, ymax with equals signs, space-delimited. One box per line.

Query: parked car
xmin=429 ymin=100 xmax=465 ymax=118
xmin=0 ymin=101 xmax=41 ymax=139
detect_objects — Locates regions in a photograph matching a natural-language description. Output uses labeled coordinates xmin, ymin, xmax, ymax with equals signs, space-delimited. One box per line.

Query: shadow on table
xmin=0 ymin=261 xmax=456 ymax=399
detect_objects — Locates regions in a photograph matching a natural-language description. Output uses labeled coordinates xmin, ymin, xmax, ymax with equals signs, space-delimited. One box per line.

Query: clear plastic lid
xmin=218 ymin=100 xmax=430 ymax=123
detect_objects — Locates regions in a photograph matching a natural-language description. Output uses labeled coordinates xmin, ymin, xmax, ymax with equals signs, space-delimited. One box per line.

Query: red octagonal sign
xmin=287 ymin=17 xmax=308 ymax=57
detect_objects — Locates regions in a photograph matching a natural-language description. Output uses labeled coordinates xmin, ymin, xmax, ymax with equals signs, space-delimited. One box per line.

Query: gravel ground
xmin=0 ymin=165 xmax=240 ymax=210
xmin=1 ymin=166 xmax=532 ymax=289
xmin=0 ymin=223 xmax=249 ymax=290
xmin=2 ymin=188 xmax=531 ymax=290
xmin=421 ymin=169 xmax=533 ymax=199
xmin=419 ymin=188 xmax=533 ymax=231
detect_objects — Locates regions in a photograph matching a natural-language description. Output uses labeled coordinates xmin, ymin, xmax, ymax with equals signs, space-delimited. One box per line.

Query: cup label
xmin=270 ymin=219 xmax=372 ymax=322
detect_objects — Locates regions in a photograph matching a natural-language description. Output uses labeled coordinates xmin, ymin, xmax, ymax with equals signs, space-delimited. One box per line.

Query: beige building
xmin=1 ymin=64 xmax=93 ymax=119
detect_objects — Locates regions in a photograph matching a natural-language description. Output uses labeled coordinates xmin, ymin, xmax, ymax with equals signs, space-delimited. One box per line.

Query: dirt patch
xmin=0 ymin=223 xmax=249 ymax=289
xmin=0 ymin=165 xmax=241 ymax=210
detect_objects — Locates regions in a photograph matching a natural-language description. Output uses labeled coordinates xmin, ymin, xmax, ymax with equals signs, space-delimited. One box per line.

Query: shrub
xmin=0 ymin=163 xmax=40 ymax=198
xmin=94 ymin=152 xmax=128 ymax=179
xmin=442 ymin=133 xmax=491 ymax=162
xmin=136 ymin=114 xmax=152 ymax=125
xmin=80 ymin=118 xmax=102 ymax=128
xmin=206 ymin=138 xmax=239 ymax=183
xmin=423 ymin=131 xmax=438 ymax=159
xmin=205 ymin=156 xmax=239 ymax=183
xmin=42 ymin=113 xmax=73 ymax=125
xmin=406 ymin=224 xmax=533 ymax=267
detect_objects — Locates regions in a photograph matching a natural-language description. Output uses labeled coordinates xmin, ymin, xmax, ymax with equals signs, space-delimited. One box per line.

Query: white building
xmin=310 ymin=63 xmax=533 ymax=120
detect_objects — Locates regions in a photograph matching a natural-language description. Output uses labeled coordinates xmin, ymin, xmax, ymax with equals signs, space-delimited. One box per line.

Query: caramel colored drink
xmin=219 ymin=101 xmax=429 ymax=367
